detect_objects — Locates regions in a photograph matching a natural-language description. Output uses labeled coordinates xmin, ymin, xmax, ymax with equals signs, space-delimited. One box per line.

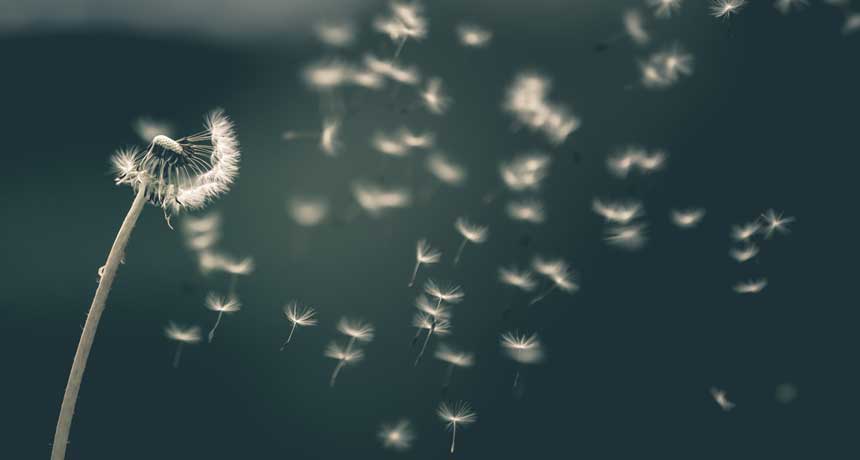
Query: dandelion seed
xmin=457 ymin=23 xmax=492 ymax=48
xmin=500 ymin=331 xmax=544 ymax=388
xmin=218 ymin=254 xmax=254 ymax=297
xmin=372 ymin=131 xmax=410 ymax=157
xmin=711 ymin=0 xmax=746 ymax=19
xmin=398 ymin=127 xmax=435 ymax=148
xmin=500 ymin=152 xmax=552 ymax=192
xmin=303 ymin=59 xmax=351 ymax=91
xmin=412 ymin=295 xmax=451 ymax=348
xmin=182 ymin=212 xmax=221 ymax=235
xmin=843 ymin=14 xmax=860 ymax=35
xmin=592 ymin=199 xmax=643 ymax=224
xmin=409 ymin=239 xmax=442 ymax=286
xmin=731 ymin=222 xmax=760 ymax=241
xmin=506 ymin=199 xmax=546 ymax=224
xmin=774 ymin=0 xmax=808 ymax=14
xmin=315 ymin=21 xmax=356 ymax=47
xmin=133 ymin=117 xmax=173 ymax=143
xmin=284 ymin=117 xmax=342 ymax=156
xmin=530 ymin=257 xmax=578 ymax=306
xmin=325 ymin=341 xmax=364 ymax=387
xmin=352 ymin=181 xmax=412 ymax=216
xmin=205 ymin=293 xmax=241 ymax=343
xmin=287 ymin=196 xmax=329 ymax=227
xmin=421 ymin=77 xmax=451 ymax=115
xmin=498 ymin=266 xmax=538 ymax=292
xmin=364 ymin=54 xmax=421 ymax=85
xmin=729 ymin=243 xmax=759 ymax=263
xmin=503 ymin=72 xmax=580 ymax=145
xmin=415 ymin=294 xmax=452 ymax=319
xmin=640 ymin=45 xmax=694 ymax=89
xmin=52 ymin=110 xmax=239 ymax=460
xmin=426 ymin=152 xmax=467 ymax=186
xmin=378 ymin=419 xmax=415 ymax=451
xmin=605 ymin=224 xmax=648 ymax=250
xmin=337 ymin=317 xmax=375 ymax=354
xmin=649 ymin=0 xmax=682 ymax=18
xmin=435 ymin=344 xmax=474 ymax=389
xmin=417 ymin=280 xmax=463 ymax=365
xmin=670 ymin=208 xmax=706 ymax=228
xmin=733 ymin=278 xmax=767 ymax=294
xmin=414 ymin=312 xmax=452 ymax=336
xmin=374 ymin=1 xmax=428 ymax=58
xmin=165 ymin=322 xmax=202 ymax=368
xmin=280 ymin=302 xmax=318 ymax=350
xmin=437 ymin=401 xmax=477 ymax=453
xmin=623 ymin=9 xmax=650 ymax=46
xmin=453 ymin=217 xmax=488 ymax=265
xmin=710 ymin=387 xmax=736 ymax=411
xmin=185 ymin=231 xmax=219 ymax=252
xmin=424 ymin=279 xmax=465 ymax=306
xmin=759 ymin=209 xmax=794 ymax=238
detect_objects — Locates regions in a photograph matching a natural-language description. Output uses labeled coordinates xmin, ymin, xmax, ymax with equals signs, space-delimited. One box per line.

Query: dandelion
xmin=500 ymin=152 xmax=552 ymax=192
xmin=733 ymin=278 xmax=767 ymax=294
xmin=710 ymin=387 xmax=736 ymax=411
xmin=315 ymin=21 xmax=356 ymax=47
xmin=287 ymin=196 xmax=329 ymax=227
xmin=605 ymin=224 xmax=648 ymax=250
xmin=52 ymin=110 xmax=239 ymax=460
xmin=649 ymin=0 xmax=682 ymax=18
xmin=421 ymin=77 xmax=451 ymax=115
xmin=205 ymin=293 xmax=241 ymax=343
xmin=426 ymin=152 xmax=467 ymax=186
xmin=378 ymin=419 xmax=415 ymax=451
xmin=453 ymin=217 xmax=488 ymax=265
xmin=325 ymin=341 xmax=364 ymax=387
xmin=498 ymin=266 xmax=538 ymax=292
xmin=500 ymin=331 xmax=544 ymax=388
xmin=731 ymin=222 xmax=760 ymax=241
xmin=671 ymin=208 xmax=706 ymax=228
xmin=759 ymin=209 xmax=794 ymax=238
xmin=409 ymin=239 xmax=442 ymax=286
xmin=165 ymin=322 xmax=202 ymax=368
xmin=592 ymin=199 xmax=643 ymax=225
xmin=506 ymin=199 xmax=546 ymax=224
xmin=435 ymin=344 xmax=475 ymax=389
xmin=374 ymin=1 xmax=428 ymax=58
xmin=729 ymin=243 xmax=759 ymax=263
xmin=281 ymin=302 xmax=318 ymax=350
xmin=437 ymin=401 xmax=477 ymax=453
xmin=133 ymin=116 xmax=173 ymax=143
xmin=417 ymin=280 xmax=463 ymax=364
xmin=457 ymin=23 xmax=492 ymax=48
xmin=352 ymin=181 xmax=412 ymax=216
xmin=530 ymin=257 xmax=578 ymax=306
xmin=711 ymin=0 xmax=746 ymax=19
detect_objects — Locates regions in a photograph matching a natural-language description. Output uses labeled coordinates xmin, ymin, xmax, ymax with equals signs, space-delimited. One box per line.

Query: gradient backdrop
xmin=1 ymin=0 xmax=858 ymax=459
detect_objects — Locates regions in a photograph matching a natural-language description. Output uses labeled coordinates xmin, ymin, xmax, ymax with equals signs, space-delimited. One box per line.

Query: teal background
xmin=1 ymin=0 xmax=857 ymax=458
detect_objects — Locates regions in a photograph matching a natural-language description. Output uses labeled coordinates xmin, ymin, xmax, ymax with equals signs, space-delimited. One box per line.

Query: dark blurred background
xmin=1 ymin=0 xmax=858 ymax=458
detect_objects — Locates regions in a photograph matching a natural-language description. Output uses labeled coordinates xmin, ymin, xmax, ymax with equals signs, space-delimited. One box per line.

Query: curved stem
xmin=280 ymin=323 xmax=298 ymax=350
xmin=529 ymin=284 xmax=558 ymax=306
xmin=51 ymin=183 xmax=148 ymax=460
xmin=453 ymin=239 xmax=467 ymax=266
xmin=330 ymin=360 xmax=345 ymax=387
xmin=408 ymin=261 xmax=421 ymax=287
xmin=414 ymin=320 xmax=435 ymax=366
xmin=450 ymin=423 xmax=457 ymax=453
xmin=207 ymin=311 xmax=224 ymax=343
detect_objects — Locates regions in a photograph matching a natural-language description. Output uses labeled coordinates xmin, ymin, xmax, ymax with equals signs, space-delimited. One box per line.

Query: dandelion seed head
xmin=605 ymin=224 xmax=648 ymax=250
xmin=623 ymin=9 xmax=650 ymax=46
xmin=457 ymin=23 xmax=493 ymax=47
xmin=288 ymin=196 xmax=329 ymax=227
xmin=165 ymin=322 xmax=202 ymax=343
xmin=324 ymin=341 xmax=364 ymax=363
xmin=506 ymin=199 xmax=546 ymax=224
xmin=416 ymin=239 xmax=442 ymax=264
xmin=205 ymin=293 xmax=241 ymax=313
xmin=437 ymin=401 xmax=477 ymax=428
xmin=711 ymin=0 xmax=746 ymax=19
xmin=733 ymin=278 xmax=767 ymax=294
xmin=760 ymin=209 xmax=794 ymax=238
xmin=455 ymin=217 xmax=488 ymax=243
xmin=336 ymin=317 xmax=375 ymax=342
xmin=284 ymin=302 xmax=318 ymax=327
xmin=378 ymin=420 xmax=415 ymax=451
xmin=498 ymin=266 xmax=538 ymax=291
xmin=424 ymin=279 xmax=465 ymax=304
xmin=671 ymin=208 xmax=706 ymax=228
xmin=435 ymin=344 xmax=475 ymax=367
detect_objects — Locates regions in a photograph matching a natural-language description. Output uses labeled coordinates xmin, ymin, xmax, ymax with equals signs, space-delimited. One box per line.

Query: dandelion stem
xmin=513 ymin=370 xmax=521 ymax=389
xmin=408 ymin=261 xmax=421 ymax=287
xmin=172 ymin=343 xmax=184 ymax=369
xmin=529 ymin=284 xmax=558 ymax=306
xmin=330 ymin=360 xmax=346 ymax=387
xmin=393 ymin=37 xmax=407 ymax=60
xmin=450 ymin=423 xmax=457 ymax=453
xmin=453 ymin=239 xmax=467 ymax=266
xmin=207 ymin=311 xmax=224 ymax=343
xmin=280 ymin=323 xmax=298 ymax=351
xmin=52 ymin=183 xmax=148 ymax=460
xmin=414 ymin=321 xmax=435 ymax=366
